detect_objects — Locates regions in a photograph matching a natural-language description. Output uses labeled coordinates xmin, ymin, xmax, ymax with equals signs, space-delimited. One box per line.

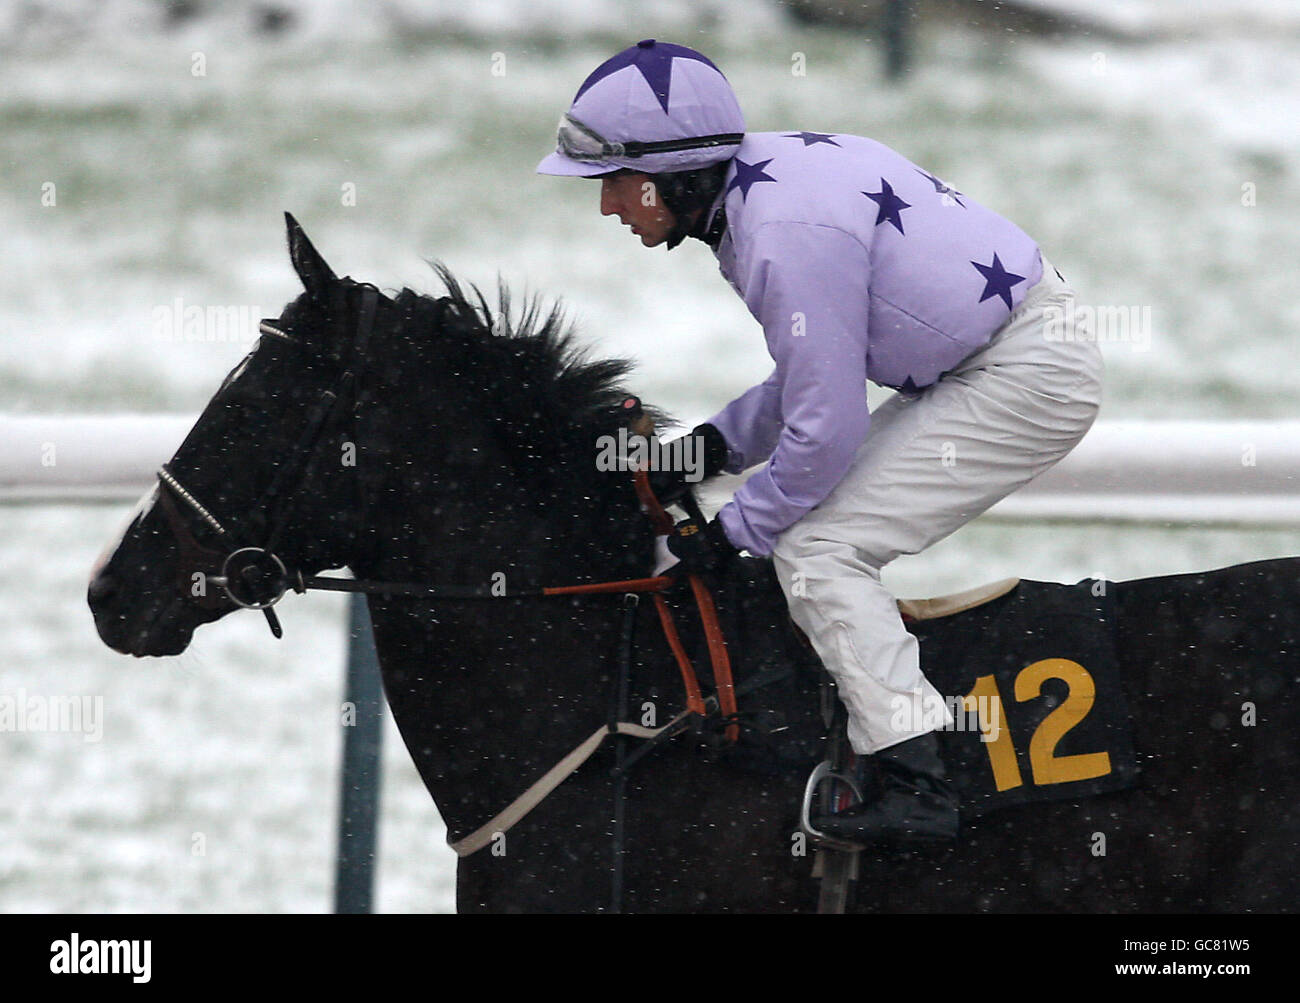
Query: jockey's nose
xmin=599 ymin=181 xmax=621 ymax=217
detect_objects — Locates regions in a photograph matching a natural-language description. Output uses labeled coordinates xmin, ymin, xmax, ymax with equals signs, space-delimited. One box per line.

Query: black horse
xmin=89 ymin=215 xmax=1300 ymax=912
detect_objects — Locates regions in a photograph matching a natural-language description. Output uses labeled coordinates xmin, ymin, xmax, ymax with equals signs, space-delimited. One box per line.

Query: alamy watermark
xmin=890 ymin=692 xmax=1000 ymax=742
xmin=595 ymin=428 xmax=705 ymax=480
xmin=152 ymin=297 xmax=263 ymax=343
xmin=1043 ymin=301 xmax=1152 ymax=352
xmin=0 ymin=688 xmax=103 ymax=742
xmin=50 ymin=934 xmax=150 ymax=983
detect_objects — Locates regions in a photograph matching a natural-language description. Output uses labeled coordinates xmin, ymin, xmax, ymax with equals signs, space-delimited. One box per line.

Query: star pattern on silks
xmin=971 ymin=253 xmax=1026 ymax=310
xmin=727 ymin=158 xmax=778 ymax=200
xmin=862 ymin=178 xmax=911 ymax=235
xmin=574 ymin=40 xmax=721 ymax=114
xmin=915 ymin=168 xmax=965 ymax=207
xmin=783 ymin=131 xmax=841 ymax=147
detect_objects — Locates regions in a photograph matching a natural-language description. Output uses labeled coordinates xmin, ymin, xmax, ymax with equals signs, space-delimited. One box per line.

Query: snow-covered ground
xmin=2 ymin=1 xmax=1297 ymax=911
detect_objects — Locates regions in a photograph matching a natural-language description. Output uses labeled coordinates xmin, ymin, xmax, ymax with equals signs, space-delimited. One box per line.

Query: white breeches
xmin=771 ymin=255 xmax=1104 ymax=755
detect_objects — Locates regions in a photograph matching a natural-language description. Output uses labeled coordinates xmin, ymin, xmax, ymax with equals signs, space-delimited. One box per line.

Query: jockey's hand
xmin=666 ymin=515 xmax=739 ymax=575
xmin=647 ymin=423 xmax=729 ymax=507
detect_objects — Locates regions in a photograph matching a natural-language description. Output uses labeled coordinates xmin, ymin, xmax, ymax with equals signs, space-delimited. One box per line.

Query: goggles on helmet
xmin=555 ymin=113 xmax=743 ymax=164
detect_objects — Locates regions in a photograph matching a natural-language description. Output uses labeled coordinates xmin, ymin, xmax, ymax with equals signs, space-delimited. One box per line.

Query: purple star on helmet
xmin=574 ymin=39 xmax=723 ymax=114
xmin=783 ymin=131 xmax=840 ymax=147
xmin=862 ymin=179 xmax=911 ymax=235
xmin=971 ymin=253 xmax=1026 ymax=310
xmin=915 ymin=168 xmax=965 ymax=207
xmin=727 ymin=158 xmax=777 ymax=200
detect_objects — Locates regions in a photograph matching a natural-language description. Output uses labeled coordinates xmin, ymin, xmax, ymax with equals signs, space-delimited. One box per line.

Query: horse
xmin=89 ymin=214 xmax=1300 ymax=913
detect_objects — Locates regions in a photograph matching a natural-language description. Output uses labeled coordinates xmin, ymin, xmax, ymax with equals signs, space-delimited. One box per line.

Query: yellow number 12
xmin=963 ymin=658 xmax=1112 ymax=792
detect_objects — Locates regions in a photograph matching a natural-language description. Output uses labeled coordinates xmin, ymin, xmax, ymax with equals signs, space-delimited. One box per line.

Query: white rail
xmin=985 ymin=419 xmax=1300 ymax=526
xmin=3 ymin=414 xmax=1299 ymax=526
xmin=2 ymin=415 xmax=194 ymax=503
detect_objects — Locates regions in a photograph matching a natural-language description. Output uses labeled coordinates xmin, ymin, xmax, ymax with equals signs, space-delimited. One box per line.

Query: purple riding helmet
xmin=536 ymin=39 xmax=745 ymax=249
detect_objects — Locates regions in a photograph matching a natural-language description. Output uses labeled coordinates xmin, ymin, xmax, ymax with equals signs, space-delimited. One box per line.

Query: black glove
xmin=647 ymin=423 xmax=730 ymax=506
xmin=666 ymin=515 xmax=739 ymax=574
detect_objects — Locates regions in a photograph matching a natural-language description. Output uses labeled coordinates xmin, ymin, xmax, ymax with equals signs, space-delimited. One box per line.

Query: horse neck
xmin=357 ymin=389 xmax=648 ymax=583
xmin=354 ymin=379 xmax=658 ymax=838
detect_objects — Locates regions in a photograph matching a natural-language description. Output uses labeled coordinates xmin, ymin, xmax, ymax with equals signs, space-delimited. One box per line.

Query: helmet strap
xmin=654 ymin=162 xmax=731 ymax=251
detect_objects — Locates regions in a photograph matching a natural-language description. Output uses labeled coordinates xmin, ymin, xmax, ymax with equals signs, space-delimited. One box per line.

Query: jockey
xmin=537 ymin=39 xmax=1103 ymax=845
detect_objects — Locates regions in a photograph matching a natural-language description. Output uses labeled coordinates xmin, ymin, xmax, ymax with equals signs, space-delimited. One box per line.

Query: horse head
xmin=89 ymin=212 xmax=658 ymax=658
xmin=88 ymin=213 xmax=388 ymax=655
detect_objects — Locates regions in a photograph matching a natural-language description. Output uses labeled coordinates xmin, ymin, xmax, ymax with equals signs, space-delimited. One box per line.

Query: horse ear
xmin=284 ymin=211 xmax=337 ymax=302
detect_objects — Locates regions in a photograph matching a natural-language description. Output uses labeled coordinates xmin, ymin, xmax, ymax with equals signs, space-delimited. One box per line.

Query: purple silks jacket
xmin=703 ymin=131 xmax=1043 ymax=556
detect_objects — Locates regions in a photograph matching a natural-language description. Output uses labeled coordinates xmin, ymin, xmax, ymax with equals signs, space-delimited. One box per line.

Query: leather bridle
xmin=155 ymin=284 xmax=382 ymax=638
xmin=151 ymin=284 xmax=696 ymax=631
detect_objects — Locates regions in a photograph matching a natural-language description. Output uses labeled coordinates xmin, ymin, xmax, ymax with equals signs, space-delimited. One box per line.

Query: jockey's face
xmin=599 ymin=171 xmax=676 ymax=247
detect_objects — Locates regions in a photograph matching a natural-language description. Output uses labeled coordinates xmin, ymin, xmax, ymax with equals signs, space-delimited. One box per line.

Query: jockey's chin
xmin=633 ymin=223 xmax=671 ymax=247
xmin=619 ymin=209 xmax=673 ymax=247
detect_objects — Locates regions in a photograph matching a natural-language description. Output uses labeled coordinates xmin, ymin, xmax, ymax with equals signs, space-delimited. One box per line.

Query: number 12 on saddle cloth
xmin=908 ymin=578 xmax=1139 ymax=819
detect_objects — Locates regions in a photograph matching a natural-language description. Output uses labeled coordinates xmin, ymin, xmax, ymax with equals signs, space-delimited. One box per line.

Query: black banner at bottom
xmin=1 ymin=912 xmax=1292 ymax=988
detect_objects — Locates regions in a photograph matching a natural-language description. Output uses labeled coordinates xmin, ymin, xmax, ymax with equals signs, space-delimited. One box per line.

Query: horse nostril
xmin=88 ymin=573 xmax=118 ymax=604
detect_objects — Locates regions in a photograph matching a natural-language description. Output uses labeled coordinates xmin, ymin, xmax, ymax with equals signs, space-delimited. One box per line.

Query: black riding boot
xmin=813 ymin=732 xmax=959 ymax=846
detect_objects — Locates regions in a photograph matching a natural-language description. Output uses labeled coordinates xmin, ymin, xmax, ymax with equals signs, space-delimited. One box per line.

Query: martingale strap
xmin=686 ymin=574 xmax=739 ymax=742
xmin=448 ymin=464 xmax=740 ymax=857
xmin=630 ymin=465 xmax=739 ymax=735
xmin=652 ymin=593 xmax=707 ymax=716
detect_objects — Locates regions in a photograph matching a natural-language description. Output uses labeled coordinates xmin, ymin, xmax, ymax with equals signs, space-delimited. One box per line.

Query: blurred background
xmin=2 ymin=0 xmax=1297 ymax=912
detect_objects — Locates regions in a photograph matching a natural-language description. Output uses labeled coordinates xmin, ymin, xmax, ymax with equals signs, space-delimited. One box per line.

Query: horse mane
xmin=377 ymin=262 xmax=670 ymax=501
